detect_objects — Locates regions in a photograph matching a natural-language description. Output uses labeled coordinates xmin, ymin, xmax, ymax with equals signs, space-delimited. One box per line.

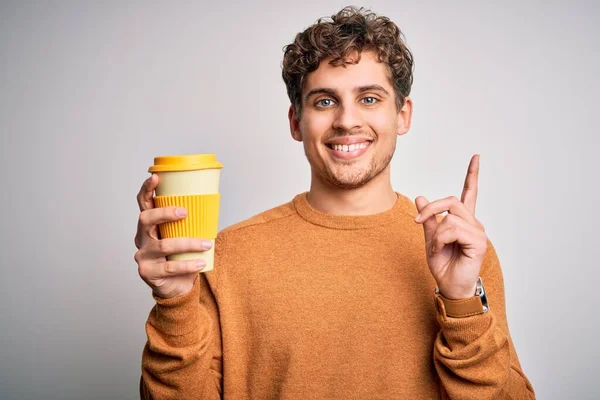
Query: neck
xmin=307 ymin=167 xmax=397 ymax=216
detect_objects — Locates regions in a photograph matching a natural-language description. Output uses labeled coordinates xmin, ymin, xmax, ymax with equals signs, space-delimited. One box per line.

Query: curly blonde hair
xmin=282 ymin=6 xmax=414 ymax=118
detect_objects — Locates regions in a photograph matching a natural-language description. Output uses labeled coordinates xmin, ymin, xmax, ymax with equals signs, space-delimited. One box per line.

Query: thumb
xmin=415 ymin=196 xmax=428 ymax=213
xmin=415 ymin=196 xmax=438 ymax=241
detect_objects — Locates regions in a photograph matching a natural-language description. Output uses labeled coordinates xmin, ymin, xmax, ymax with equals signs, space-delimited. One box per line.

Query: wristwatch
xmin=434 ymin=277 xmax=489 ymax=318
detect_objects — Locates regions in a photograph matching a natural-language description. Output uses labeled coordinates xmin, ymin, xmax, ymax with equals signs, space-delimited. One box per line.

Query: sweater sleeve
xmin=433 ymin=240 xmax=536 ymax=399
xmin=139 ymin=270 xmax=223 ymax=399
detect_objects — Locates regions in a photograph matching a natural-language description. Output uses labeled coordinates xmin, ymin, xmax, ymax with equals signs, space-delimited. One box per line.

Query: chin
xmin=320 ymin=151 xmax=394 ymax=190
xmin=327 ymin=177 xmax=373 ymax=190
xmin=322 ymin=165 xmax=377 ymax=189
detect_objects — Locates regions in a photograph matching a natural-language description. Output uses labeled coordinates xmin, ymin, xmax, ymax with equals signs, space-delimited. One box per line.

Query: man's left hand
xmin=414 ymin=154 xmax=488 ymax=300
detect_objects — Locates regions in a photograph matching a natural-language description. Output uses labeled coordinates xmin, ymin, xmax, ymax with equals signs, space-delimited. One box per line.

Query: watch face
xmin=475 ymin=277 xmax=484 ymax=295
xmin=476 ymin=277 xmax=489 ymax=313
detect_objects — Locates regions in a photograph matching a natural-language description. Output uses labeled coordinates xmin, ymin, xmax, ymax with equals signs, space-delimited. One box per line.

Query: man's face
xmin=289 ymin=50 xmax=412 ymax=190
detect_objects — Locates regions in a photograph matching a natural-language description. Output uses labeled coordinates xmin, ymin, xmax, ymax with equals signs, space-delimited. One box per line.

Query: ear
xmin=288 ymin=105 xmax=303 ymax=142
xmin=396 ymin=96 xmax=413 ymax=136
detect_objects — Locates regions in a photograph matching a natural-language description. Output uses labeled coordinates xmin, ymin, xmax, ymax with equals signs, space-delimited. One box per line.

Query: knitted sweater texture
xmin=140 ymin=192 xmax=535 ymax=399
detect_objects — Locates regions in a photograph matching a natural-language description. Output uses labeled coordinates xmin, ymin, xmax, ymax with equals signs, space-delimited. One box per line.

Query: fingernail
xmin=196 ymin=260 xmax=206 ymax=269
xmin=176 ymin=208 xmax=188 ymax=217
xmin=414 ymin=213 xmax=421 ymax=222
xmin=202 ymin=241 xmax=213 ymax=250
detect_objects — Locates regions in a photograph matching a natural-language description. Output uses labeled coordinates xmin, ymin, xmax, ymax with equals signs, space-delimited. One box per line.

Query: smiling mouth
xmin=325 ymin=141 xmax=372 ymax=152
xmin=324 ymin=140 xmax=373 ymax=160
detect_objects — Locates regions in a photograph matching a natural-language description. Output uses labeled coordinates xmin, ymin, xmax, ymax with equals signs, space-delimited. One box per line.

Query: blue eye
xmin=361 ymin=97 xmax=377 ymax=105
xmin=316 ymin=99 xmax=335 ymax=107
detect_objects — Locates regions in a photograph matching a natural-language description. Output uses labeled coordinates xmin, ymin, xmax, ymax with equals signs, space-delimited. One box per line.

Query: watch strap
xmin=434 ymin=277 xmax=489 ymax=318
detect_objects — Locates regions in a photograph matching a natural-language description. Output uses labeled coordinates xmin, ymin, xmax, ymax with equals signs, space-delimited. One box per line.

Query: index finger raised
xmin=460 ymin=154 xmax=480 ymax=215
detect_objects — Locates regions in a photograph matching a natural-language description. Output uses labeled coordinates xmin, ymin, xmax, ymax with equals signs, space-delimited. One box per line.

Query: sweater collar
xmin=292 ymin=191 xmax=414 ymax=230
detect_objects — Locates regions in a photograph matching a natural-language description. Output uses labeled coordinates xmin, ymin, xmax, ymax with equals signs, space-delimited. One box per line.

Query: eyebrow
xmin=304 ymin=84 xmax=390 ymax=102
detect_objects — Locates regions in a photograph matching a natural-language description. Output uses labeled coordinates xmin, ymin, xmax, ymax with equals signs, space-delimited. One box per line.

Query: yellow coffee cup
xmin=148 ymin=154 xmax=222 ymax=272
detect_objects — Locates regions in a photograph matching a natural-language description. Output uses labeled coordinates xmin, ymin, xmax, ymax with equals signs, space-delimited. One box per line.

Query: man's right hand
xmin=134 ymin=174 xmax=212 ymax=299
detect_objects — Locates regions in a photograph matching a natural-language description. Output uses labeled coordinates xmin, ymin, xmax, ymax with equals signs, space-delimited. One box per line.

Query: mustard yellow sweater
xmin=140 ymin=193 xmax=535 ymax=399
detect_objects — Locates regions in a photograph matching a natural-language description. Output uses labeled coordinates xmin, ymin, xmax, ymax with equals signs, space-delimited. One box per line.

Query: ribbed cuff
xmin=436 ymin=310 xmax=493 ymax=347
xmin=149 ymin=276 xmax=201 ymax=336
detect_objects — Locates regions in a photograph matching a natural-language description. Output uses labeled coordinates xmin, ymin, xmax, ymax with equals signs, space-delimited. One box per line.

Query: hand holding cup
xmin=134 ymin=174 xmax=213 ymax=299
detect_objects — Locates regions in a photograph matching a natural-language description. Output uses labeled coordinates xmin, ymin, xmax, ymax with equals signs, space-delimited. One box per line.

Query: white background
xmin=0 ymin=1 xmax=597 ymax=398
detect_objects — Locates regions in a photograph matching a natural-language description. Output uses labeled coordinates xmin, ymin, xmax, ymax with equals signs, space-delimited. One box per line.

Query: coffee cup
xmin=148 ymin=154 xmax=222 ymax=272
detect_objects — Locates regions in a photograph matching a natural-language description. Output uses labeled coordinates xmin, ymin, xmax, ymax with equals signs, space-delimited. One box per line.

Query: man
xmin=135 ymin=6 xmax=535 ymax=399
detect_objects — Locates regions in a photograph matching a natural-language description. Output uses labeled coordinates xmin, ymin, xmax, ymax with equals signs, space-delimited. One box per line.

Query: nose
xmin=332 ymin=103 xmax=363 ymax=132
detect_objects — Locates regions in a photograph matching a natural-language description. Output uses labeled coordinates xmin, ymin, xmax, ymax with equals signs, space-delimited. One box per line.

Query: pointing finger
xmin=460 ymin=154 xmax=480 ymax=216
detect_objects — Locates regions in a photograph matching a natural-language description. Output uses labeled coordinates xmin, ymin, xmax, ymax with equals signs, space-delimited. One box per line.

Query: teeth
xmin=331 ymin=142 xmax=369 ymax=152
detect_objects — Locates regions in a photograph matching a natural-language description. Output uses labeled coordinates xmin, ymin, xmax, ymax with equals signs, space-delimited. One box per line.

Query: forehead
xmin=303 ymin=51 xmax=393 ymax=94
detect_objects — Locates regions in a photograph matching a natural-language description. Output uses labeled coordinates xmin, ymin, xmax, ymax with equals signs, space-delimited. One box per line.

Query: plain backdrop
xmin=0 ymin=1 xmax=598 ymax=399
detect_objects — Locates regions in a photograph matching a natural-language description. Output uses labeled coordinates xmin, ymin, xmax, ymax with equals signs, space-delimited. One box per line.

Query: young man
xmin=135 ymin=7 xmax=535 ymax=399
